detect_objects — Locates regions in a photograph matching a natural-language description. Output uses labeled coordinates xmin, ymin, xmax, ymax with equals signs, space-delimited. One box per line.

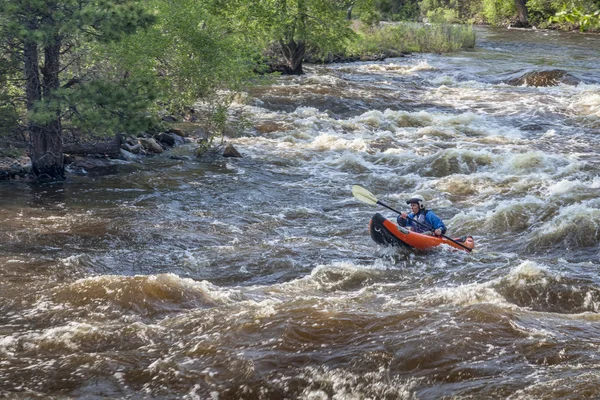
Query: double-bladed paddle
xmin=351 ymin=185 xmax=472 ymax=252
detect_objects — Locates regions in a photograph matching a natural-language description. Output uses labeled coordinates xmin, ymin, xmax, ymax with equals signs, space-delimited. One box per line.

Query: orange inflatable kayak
xmin=369 ymin=213 xmax=474 ymax=252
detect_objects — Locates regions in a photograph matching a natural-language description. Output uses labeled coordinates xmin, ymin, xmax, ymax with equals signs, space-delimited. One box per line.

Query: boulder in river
xmin=501 ymin=69 xmax=580 ymax=87
xmin=223 ymin=144 xmax=242 ymax=158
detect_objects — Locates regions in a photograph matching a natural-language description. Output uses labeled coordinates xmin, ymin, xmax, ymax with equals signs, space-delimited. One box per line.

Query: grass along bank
xmin=347 ymin=22 xmax=476 ymax=59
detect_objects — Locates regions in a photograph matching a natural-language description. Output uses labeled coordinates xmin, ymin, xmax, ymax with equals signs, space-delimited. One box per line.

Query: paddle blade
xmin=352 ymin=185 xmax=378 ymax=205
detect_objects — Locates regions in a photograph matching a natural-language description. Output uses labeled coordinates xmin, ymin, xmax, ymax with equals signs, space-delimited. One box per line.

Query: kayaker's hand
xmin=434 ymin=228 xmax=442 ymax=236
xmin=400 ymin=212 xmax=408 ymax=219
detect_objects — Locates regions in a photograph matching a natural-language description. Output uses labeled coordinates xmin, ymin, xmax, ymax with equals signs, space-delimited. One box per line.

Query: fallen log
xmin=62 ymin=135 xmax=123 ymax=157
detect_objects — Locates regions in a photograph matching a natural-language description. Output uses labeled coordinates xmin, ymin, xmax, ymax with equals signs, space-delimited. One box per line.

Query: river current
xmin=1 ymin=27 xmax=600 ymax=399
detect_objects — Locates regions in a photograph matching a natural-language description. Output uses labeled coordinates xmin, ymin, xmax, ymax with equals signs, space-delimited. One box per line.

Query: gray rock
xmin=139 ymin=137 xmax=164 ymax=154
xmin=120 ymin=149 xmax=139 ymax=162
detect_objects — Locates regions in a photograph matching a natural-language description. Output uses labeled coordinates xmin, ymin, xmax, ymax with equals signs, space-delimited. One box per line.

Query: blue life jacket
xmin=397 ymin=209 xmax=447 ymax=234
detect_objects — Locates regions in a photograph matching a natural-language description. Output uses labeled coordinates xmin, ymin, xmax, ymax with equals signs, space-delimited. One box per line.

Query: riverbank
xmin=0 ymin=127 xmax=192 ymax=181
xmin=0 ymin=122 xmax=246 ymax=181
xmin=0 ymin=21 xmax=477 ymax=181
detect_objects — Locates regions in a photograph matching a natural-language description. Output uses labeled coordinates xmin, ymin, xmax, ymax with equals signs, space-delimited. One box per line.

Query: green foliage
xmin=414 ymin=0 xmax=599 ymax=28
xmin=522 ymin=0 xmax=600 ymax=28
xmin=418 ymin=0 xmax=485 ymax=23
xmin=62 ymin=78 xmax=157 ymax=137
xmin=360 ymin=8 xmax=383 ymax=27
xmin=104 ymin=0 xmax=266 ymax=141
xmin=265 ymin=0 xmax=356 ymax=51
xmin=375 ymin=0 xmax=420 ymax=21
xmin=550 ymin=5 xmax=600 ymax=31
xmin=420 ymin=0 xmax=458 ymax=14
xmin=0 ymin=0 xmax=157 ymax=141
xmin=0 ymin=146 xmax=23 ymax=158
xmin=347 ymin=22 xmax=475 ymax=55
xmin=482 ymin=0 xmax=515 ymax=25
xmin=0 ymin=57 xmax=21 ymax=137
xmin=0 ymin=93 xmax=20 ymax=137
xmin=426 ymin=7 xmax=459 ymax=23
xmin=525 ymin=0 xmax=561 ymax=27
xmin=419 ymin=0 xmax=481 ymax=20
xmin=0 ymin=0 xmax=155 ymax=43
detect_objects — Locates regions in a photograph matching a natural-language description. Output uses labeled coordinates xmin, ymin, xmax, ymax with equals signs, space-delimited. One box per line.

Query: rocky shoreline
xmin=0 ymin=126 xmax=242 ymax=181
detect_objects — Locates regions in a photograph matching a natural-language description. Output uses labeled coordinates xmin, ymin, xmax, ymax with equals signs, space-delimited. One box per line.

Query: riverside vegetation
xmin=0 ymin=0 xmax=598 ymax=181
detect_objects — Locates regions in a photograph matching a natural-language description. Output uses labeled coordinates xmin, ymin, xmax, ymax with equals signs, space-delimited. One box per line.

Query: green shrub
xmin=347 ymin=22 xmax=475 ymax=56
xmin=377 ymin=0 xmax=420 ymax=21
xmin=426 ymin=8 xmax=460 ymax=23
xmin=482 ymin=0 xmax=515 ymax=25
xmin=550 ymin=6 xmax=600 ymax=31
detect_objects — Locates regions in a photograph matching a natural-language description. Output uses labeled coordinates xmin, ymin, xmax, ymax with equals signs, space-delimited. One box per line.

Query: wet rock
xmin=223 ymin=144 xmax=242 ymax=158
xmin=64 ymin=154 xmax=76 ymax=165
xmin=256 ymin=121 xmax=293 ymax=134
xmin=168 ymin=127 xmax=186 ymax=137
xmin=124 ymin=136 xmax=139 ymax=146
xmin=63 ymin=136 xmax=122 ymax=157
xmin=66 ymin=156 xmax=121 ymax=176
xmin=154 ymin=132 xmax=175 ymax=147
xmin=162 ymin=115 xmax=178 ymax=122
xmin=502 ymin=69 xmax=580 ymax=87
xmin=155 ymin=132 xmax=185 ymax=147
xmin=0 ymin=156 xmax=32 ymax=180
xmin=122 ymin=142 xmax=143 ymax=154
xmin=139 ymin=137 xmax=164 ymax=154
xmin=120 ymin=149 xmax=139 ymax=162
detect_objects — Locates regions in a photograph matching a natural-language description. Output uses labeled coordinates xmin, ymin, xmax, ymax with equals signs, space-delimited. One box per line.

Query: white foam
xmin=360 ymin=60 xmax=437 ymax=75
xmin=572 ymin=87 xmax=600 ymax=117
xmin=310 ymin=134 xmax=369 ymax=152
xmin=546 ymin=179 xmax=583 ymax=195
xmin=296 ymin=366 xmax=419 ymax=399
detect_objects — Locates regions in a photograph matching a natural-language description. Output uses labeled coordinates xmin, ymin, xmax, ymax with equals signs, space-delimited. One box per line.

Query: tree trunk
xmin=23 ymin=41 xmax=41 ymax=110
xmin=514 ymin=0 xmax=529 ymax=27
xmin=29 ymin=37 xmax=65 ymax=179
xmin=280 ymin=39 xmax=305 ymax=75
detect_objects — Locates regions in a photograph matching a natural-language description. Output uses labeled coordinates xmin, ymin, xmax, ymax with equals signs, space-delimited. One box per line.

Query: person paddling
xmin=397 ymin=194 xmax=446 ymax=236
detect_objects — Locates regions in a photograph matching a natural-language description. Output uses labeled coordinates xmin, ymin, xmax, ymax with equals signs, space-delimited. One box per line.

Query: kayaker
xmin=397 ymin=194 xmax=447 ymax=236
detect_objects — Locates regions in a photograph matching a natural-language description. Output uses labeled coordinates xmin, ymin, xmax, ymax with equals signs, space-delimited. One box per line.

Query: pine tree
xmin=0 ymin=0 xmax=155 ymax=179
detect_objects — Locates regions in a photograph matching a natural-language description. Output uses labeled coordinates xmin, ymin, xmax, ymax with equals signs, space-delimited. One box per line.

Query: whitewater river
xmin=2 ymin=27 xmax=600 ymax=399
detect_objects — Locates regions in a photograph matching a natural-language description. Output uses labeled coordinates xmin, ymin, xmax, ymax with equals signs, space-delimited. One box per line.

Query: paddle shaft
xmin=376 ymin=200 xmax=472 ymax=252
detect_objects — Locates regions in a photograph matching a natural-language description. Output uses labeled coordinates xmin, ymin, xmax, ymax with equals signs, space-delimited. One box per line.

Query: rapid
xmin=1 ymin=27 xmax=600 ymax=399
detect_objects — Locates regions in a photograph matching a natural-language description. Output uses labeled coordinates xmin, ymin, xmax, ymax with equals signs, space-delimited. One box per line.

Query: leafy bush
xmin=549 ymin=6 xmax=600 ymax=31
xmin=0 ymin=57 xmax=22 ymax=139
xmin=419 ymin=0 xmax=483 ymax=21
xmin=482 ymin=0 xmax=515 ymax=25
xmin=347 ymin=22 xmax=475 ymax=56
xmin=426 ymin=8 xmax=459 ymax=23
xmin=376 ymin=0 xmax=420 ymax=21
xmin=0 ymin=93 xmax=19 ymax=138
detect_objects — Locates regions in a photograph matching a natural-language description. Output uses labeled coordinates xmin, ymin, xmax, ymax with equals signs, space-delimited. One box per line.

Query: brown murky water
xmin=1 ymin=27 xmax=600 ymax=399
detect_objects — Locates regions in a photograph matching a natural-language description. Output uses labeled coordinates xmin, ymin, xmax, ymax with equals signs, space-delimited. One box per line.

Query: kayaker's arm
xmin=397 ymin=212 xmax=410 ymax=228
xmin=425 ymin=211 xmax=446 ymax=235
